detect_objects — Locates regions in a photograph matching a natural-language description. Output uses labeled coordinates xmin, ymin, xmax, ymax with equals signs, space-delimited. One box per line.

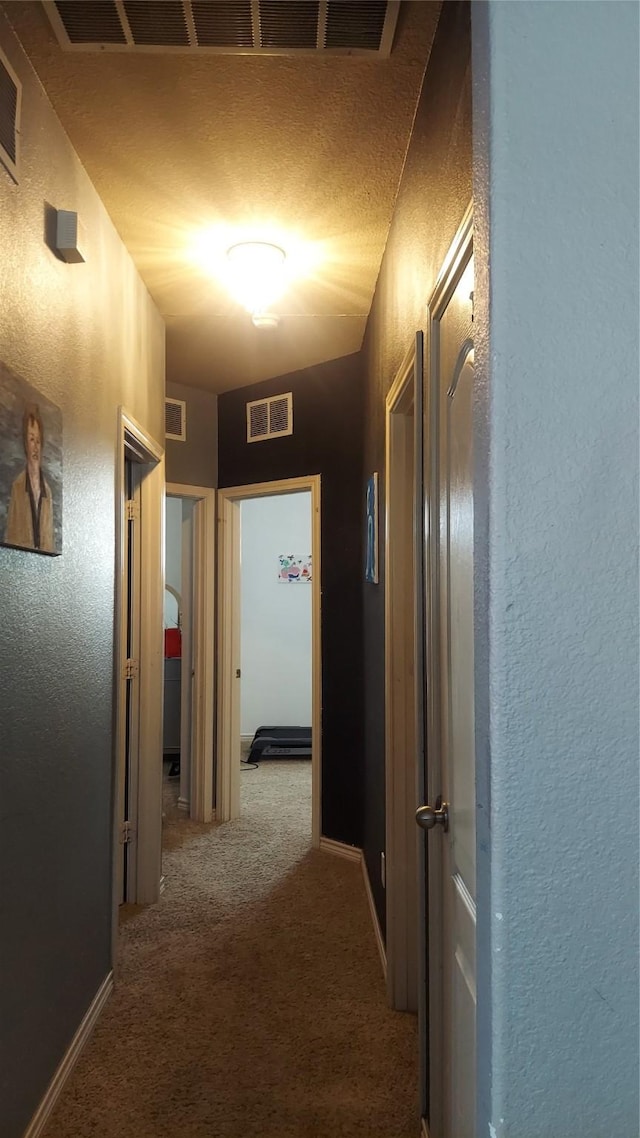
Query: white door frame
xmin=166 ymin=483 xmax=216 ymax=823
xmin=421 ymin=203 xmax=475 ymax=1135
xmin=384 ymin=336 xmax=424 ymax=1013
xmin=112 ymin=408 xmax=164 ymax=962
xmin=217 ymin=475 xmax=321 ymax=847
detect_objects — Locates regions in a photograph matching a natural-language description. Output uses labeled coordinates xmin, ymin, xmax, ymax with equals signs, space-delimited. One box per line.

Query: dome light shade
xmin=251 ymin=312 xmax=281 ymax=330
xmin=226 ymin=241 xmax=287 ymax=315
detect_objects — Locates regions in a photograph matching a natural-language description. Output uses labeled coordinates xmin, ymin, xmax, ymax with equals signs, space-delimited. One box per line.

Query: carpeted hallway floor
xmin=41 ymin=759 xmax=419 ymax=1137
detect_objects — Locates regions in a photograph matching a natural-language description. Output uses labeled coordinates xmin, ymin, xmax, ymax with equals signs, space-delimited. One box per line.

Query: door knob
xmin=415 ymin=798 xmax=449 ymax=832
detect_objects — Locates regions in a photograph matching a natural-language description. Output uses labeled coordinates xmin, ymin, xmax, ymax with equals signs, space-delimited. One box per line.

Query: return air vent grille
xmin=44 ymin=0 xmax=399 ymax=55
xmin=247 ymin=393 xmax=293 ymax=443
xmin=326 ymin=2 xmax=387 ymax=50
xmin=260 ymin=1 xmax=319 ymax=49
xmin=53 ymin=1 xmax=126 ymax=43
xmin=125 ymin=2 xmax=190 ymax=46
xmin=0 ymin=49 xmax=20 ymax=183
xmin=165 ymin=397 xmax=187 ymax=441
xmin=192 ymin=2 xmax=253 ymax=47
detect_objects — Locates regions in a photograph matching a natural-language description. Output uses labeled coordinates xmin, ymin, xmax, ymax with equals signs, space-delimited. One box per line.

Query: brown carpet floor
xmin=42 ymin=760 xmax=419 ymax=1137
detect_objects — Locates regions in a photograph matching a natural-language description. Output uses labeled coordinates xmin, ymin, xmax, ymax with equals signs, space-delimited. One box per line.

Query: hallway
xmin=41 ymin=762 xmax=418 ymax=1137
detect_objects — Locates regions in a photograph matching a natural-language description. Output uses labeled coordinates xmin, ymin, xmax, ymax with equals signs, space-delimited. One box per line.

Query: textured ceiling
xmin=6 ymin=1 xmax=440 ymax=393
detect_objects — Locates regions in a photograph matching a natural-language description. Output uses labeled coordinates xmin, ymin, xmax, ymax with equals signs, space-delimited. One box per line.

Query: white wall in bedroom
xmin=164 ymin=495 xmax=182 ymax=627
xmin=240 ymin=492 xmax=312 ymax=735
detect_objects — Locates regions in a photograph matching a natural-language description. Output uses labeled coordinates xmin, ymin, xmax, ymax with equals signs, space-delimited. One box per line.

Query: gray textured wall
xmin=473 ymin=2 xmax=639 ymax=1135
xmin=0 ymin=16 xmax=164 ymax=1137
xmin=165 ymin=380 xmax=217 ymax=488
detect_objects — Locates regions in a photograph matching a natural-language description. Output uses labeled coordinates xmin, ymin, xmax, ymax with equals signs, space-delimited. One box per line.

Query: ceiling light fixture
xmin=251 ymin=312 xmax=281 ymax=330
xmin=226 ymin=241 xmax=287 ymax=319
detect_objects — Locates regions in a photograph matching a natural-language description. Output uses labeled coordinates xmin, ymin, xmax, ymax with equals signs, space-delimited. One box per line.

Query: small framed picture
xmin=278 ymin=553 xmax=312 ymax=583
xmin=365 ymin=472 xmax=378 ymax=584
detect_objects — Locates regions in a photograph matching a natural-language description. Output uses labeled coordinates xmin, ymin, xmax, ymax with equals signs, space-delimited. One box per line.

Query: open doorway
xmin=162 ymin=483 xmax=215 ymax=845
xmin=239 ymin=492 xmax=313 ymax=819
xmin=113 ymin=408 xmax=164 ymax=946
xmin=217 ymin=476 xmax=322 ymax=845
xmin=163 ymin=495 xmax=183 ymax=789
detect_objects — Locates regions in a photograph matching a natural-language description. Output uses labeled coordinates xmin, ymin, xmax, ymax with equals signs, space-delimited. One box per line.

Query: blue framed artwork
xmin=365 ymin=472 xmax=378 ymax=583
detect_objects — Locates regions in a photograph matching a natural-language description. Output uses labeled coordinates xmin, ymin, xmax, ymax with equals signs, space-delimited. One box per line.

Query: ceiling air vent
xmin=192 ymin=2 xmax=254 ymax=47
xmin=0 ymin=48 xmax=21 ymax=184
xmin=165 ymin=397 xmax=186 ymax=442
xmin=44 ymin=0 xmax=400 ymax=55
xmin=247 ymin=392 xmax=293 ymax=443
xmin=260 ymin=1 xmax=319 ymax=50
xmin=325 ymin=2 xmax=387 ymax=50
xmin=125 ymin=2 xmax=190 ymax=46
xmin=52 ymin=1 xmax=127 ymax=43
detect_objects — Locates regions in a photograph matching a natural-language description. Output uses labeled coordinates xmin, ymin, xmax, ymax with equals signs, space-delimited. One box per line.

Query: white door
xmin=418 ymin=216 xmax=475 ymax=1137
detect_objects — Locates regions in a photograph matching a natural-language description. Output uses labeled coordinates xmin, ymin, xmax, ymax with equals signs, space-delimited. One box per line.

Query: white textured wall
xmin=240 ymin=493 xmax=312 ymax=735
xmin=164 ymin=496 xmax=182 ymax=626
xmin=472 ymin=3 xmax=639 ymax=1136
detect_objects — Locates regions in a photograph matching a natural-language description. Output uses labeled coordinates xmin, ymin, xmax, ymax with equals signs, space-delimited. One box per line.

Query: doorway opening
xmin=162 ymin=482 xmax=215 ymax=835
xmin=113 ymin=409 xmax=164 ymax=951
xmin=385 ymin=334 xmax=424 ymax=1014
xmin=163 ymin=495 xmax=183 ymax=789
xmin=217 ymin=476 xmax=322 ymax=846
xmin=238 ymin=491 xmax=313 ymax=826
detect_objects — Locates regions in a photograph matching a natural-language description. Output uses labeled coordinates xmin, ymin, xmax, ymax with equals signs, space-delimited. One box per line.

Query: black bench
xmin=247 ymin=725 xmax=312 ymax=764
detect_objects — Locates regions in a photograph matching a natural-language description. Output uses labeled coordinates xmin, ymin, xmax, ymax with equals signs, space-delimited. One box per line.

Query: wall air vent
xmin=43 ymin=0 xmax=400 ymax=55
xmin=247 ymin=392 xmax=293 ymax=443
xmin=165 ymin=397 xmax=186 ymax=441
xmin=0 ymin=48 xmax=21 ymax=184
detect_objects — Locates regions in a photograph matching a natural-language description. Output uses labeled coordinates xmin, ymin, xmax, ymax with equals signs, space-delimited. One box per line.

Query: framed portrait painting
xmin=0 ymin=361 xmax=63 ymax=556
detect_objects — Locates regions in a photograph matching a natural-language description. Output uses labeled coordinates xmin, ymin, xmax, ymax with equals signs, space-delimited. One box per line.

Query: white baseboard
xmin=320 ymin=837 xmax=387 ymax=981
xmin=319 ymin=836 xmax=361 ymax=863
xmin=24 ymin=972 xmax=113 ymax=1138
xmin=361 ymin=853 xmax=387 ymax=979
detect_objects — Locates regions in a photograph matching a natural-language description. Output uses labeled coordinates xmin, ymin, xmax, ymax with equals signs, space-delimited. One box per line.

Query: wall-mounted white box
xmin=55 ymin=210 xmax=86 ymax=264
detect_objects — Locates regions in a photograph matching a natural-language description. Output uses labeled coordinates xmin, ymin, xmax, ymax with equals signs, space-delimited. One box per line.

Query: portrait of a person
xmin=5 ymin=403 xmax=55 ymax=552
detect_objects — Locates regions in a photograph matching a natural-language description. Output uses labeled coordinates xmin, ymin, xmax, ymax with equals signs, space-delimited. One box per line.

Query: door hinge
xmin=124 ymin=658 xmax=139 ymax=680
xmin=126 ymin=499 xmax=139 ymax=521
xmin=120 ymin=820 xmax=136 ymax=844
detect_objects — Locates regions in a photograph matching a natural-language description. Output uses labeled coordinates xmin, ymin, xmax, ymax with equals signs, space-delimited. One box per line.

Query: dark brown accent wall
xmin=217 ymin=354 xmax=364 ymax=846
xmin=361 ymin=0 xmax=473 ymax=933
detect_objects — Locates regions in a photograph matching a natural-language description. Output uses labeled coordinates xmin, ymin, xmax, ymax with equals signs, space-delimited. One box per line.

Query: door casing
xmin=384 ymin=335 xmax=424 ymax=1012
xmin=216 ymin=475 xmax=321 ymax=846
xmin=112 ymin=408 xmax=164 ymax=963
